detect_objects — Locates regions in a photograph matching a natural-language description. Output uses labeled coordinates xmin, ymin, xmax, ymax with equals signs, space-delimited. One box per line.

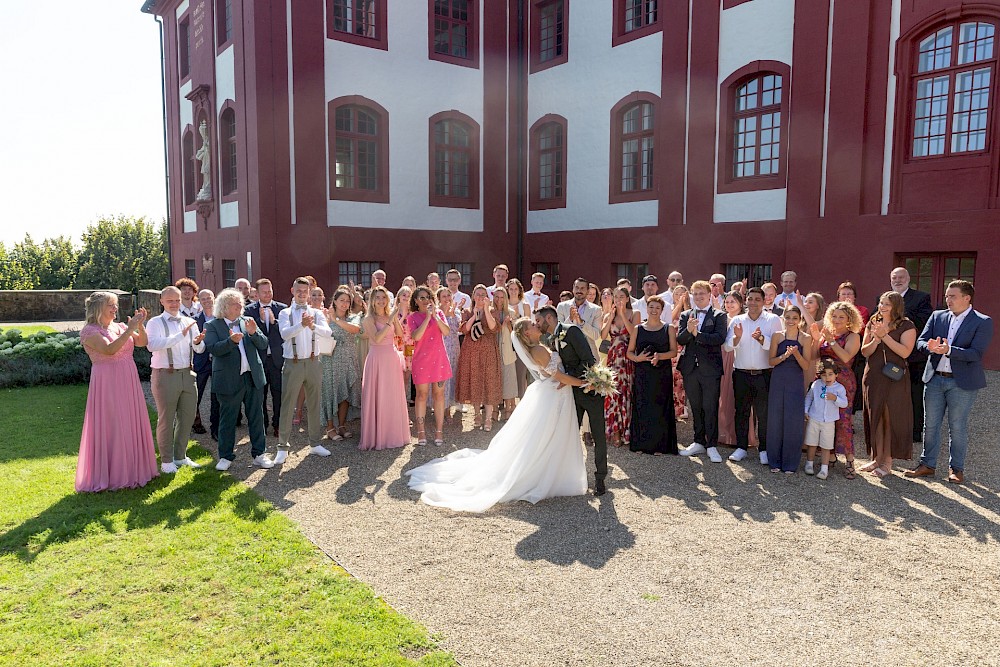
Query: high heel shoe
xmin=415 ymin=417 xmax=427 ymax=445
xmin=483 ymin=417 xmax=493 ymax=432
xmin=434 ymin=429 xmax=444 ymax=446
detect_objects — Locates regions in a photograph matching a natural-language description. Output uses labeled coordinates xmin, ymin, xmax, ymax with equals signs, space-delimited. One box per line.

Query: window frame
xmin=219 ymin=102 xmax=238 ymax=200
xmin=178 ymin=16 xmax=191 ymax=83
xmin=722 ymin=0 xmax=754 ymax=8
xmin=896 ymin=252 xmax=977 ymax=304
xmin=185 ymin=259 xmax=197 ymax=281
xmin=428 ymin=0 xmax=480 ymax=69
xmin=339 ymin=261 xmax=384 ymax=289
xmin=428 ymin=110 xmax=481 ymax=209
xmin=529 ymin=114 xmax=568 ymax=210
xmin=614 ymin=263 xmax=649 ymax=290
xmin=327 ymin=0 xmax=388 ymax=51
xmin=182 ymin=125 xmax=197 ymax=210
xmin=222 ymin=259 xmax=237 ymax=288
xmin=216 ymin=0 xmax=233 ymax=51
xmin=722 ymin=263 xmax=772 ymax=289
xmin=609 ymin=91 xmax=659 ymax=204
xmin=437 ymin=262 xmax=475 ymax=284
xmin=530 ymin=0 xmax=568 ymax=73
xmin=612 ymin=0 xmax=662 ymax=48
xmin=717 ymin=60 xmax=791 ymax=194
xmin=533 ymin=262 xmax=560 ymax=286
xmin=328 ymin=96 xmax=390 ymax=204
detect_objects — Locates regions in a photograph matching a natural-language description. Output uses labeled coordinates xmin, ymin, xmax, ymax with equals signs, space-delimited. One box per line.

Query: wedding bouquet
xmin=582 ymin=363 xmax=619 ymax=397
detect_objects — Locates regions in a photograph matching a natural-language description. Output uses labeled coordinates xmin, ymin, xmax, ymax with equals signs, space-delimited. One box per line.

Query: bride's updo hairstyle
xmin=513 ymin=317 xmax=535 ymax=349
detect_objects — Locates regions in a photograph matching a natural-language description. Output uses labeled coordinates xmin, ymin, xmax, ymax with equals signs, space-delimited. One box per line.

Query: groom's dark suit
xmin=554 ymin=322 xmax=607 ymax=486
xmin=676 ymin=306 xmax=728 ymax=448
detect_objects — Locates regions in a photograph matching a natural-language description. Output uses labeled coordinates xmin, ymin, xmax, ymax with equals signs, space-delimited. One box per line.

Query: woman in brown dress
xmin=860 ymin=291 xmax=916 ymax=479
xmin=456 ymin=284 xmax=502 ymax=431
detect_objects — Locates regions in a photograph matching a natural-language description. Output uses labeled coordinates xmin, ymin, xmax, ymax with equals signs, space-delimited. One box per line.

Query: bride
xmin=405 ymin=317 xmax=589 ymax=512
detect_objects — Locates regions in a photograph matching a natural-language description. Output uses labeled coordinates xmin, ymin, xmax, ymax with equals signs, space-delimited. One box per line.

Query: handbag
xmin=881 ymin=347 xmax=905 ymax=382
xmin=599 ymin=339 xmax=611 ymax=354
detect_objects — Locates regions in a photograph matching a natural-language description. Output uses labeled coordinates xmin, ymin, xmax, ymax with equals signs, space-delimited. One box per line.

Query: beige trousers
xmin=151 ymin=368 xmax=198 ymax=463
xmin=278 ymin=357 xmax=323 ymax=448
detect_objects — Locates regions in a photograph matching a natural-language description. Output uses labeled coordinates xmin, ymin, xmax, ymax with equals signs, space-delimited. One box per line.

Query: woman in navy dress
xmin=627 ymin=296 xmax=678 ymax=455
xmin=766 ymin=305 xmax=813 ymax=473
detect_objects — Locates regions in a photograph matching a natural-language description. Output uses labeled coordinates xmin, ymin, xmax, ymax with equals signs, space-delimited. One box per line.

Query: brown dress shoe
xmin=904 ymin=464 xmax=935 ymax=478
xmin=948 ymin=468 xmax=965 ymax=483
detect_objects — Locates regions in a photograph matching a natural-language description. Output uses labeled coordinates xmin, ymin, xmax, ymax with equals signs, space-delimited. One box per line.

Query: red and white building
xmin=142 ymin=0 xmax=1000 ymax=367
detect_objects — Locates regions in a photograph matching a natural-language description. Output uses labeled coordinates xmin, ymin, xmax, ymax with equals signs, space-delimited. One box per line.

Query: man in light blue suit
xmin=905 ymin=280 xmax=993 ymax=483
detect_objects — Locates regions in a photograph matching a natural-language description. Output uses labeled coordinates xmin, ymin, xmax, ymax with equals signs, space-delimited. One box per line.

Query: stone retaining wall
xmin=0 ymin=290 xmax=135 ymax=322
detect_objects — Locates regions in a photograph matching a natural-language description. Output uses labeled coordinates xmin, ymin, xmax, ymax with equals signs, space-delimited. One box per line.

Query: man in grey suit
xmin=555 ymin=277 xmax=603 ymax=358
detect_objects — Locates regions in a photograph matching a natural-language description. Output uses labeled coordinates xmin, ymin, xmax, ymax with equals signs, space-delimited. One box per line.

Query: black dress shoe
xmin=594 ymin=479 xmax=607 ymax=496
xmin=192 ymin=422 xmax=207 ymax=434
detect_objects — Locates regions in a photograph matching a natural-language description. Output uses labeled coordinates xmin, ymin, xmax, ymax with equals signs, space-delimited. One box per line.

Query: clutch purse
xmin=316 ymin=336 xmax=336 ymax=356
xmin=881 ymin=348 xmax=905 ymax=382
xmin=599 ymin=339 xmax=611 ymax=354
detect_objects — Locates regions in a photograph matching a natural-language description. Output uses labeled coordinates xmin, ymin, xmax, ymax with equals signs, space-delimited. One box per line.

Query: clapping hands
xmin=927 ymin=336 xmax=949 ymax=355
xmin=127 ymin=308 xmax=148 ymax=330
xmin=245 ymin=317 xmax=258 ymax=335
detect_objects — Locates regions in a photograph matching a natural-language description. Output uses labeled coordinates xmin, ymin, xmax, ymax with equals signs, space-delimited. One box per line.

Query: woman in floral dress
xmin=602 ymin=286 xmax=639 ymax=447
xmin=670 ymin=284 xmax=691 ymax=420
xmin=321 ymin=286 xmax=362 ymax=440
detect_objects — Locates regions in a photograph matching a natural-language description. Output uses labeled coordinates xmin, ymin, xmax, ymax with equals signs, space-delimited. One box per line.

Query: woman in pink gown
xmin=407 ymin=286 xmax=453 ymax=446
xmin=76 ymin=292 xmax=159 ymax=493
xmin=360 ymin=286 xmax=412 ymax=450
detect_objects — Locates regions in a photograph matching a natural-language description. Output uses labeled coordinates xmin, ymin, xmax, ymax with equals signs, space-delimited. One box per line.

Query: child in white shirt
xmin=804 ymin=359 xmax=848 ymax=479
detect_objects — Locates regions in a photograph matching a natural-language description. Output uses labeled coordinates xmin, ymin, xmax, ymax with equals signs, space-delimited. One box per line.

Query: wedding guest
xmin=860 ymin=291 xmax=916 ymax=479
xmin=426 ymin=272 xmax=442 ymax=291
xmin=235 ymin=278 xmax=252 ymax=303
xmin=802 ymin=292 xmax=827 ymax=330
xmin=670 ymin=284 xmax=691 ymax=420
xmin=587 ymin=283 xmax=599 ymax=304
xmin=627 ymin=296 xmax=678 ymax=455
xmin=435 ymin=287 xmax=462 ymax=419
xmin=245 ymin=278 xmax=287 ymax=437
xmin=803 ymin=359 xmax=848 ymax=480
xmin=507 ymin=278 xmax=532 ymax=318
xmin=731 ymin=281 xmax=747 ymax=297
xmin=203 ymin=288 xmax=274 ymax=471
xmin=677 ymin=281 xmax=728 ymax=462
xmin=767 ymin=305 xmax=812 ymax=473
xmin=248 ymin=286 xmax=258 ymax=304
xmin=275 ymin=277 xmax=334 ymax=464
xmin=761 ymin=282 xmax=783 ymax=316
xmin=666 ymin=271 xmax=684 ymax=288
xmin=810 ymin=301 xmax=863 ymax=478
xmin=175 ymin=278 xmax=202 ymax=318
xmin=889 ymin=266 xmax=933 ymax=442
xmin=309 ymin=286 xmax=325 ymax=309
xmin=193 ymin=289 xmax=220 ymax=440
xmin=409 ymin=286 xmax=454 ymax=445
xmin=395 ymin=285 xmax=415 ymax=402
xmin=559 ymin=291 xmax=573 ymax=302
xmin=456 ymin=284 xmax=502 ymax=430
xmin=146 ymin=286 xmax=205 ymax=473
xmin=525 ymin=272 xmax=551 ymax=312
xmin=445 ymin=268 xmax=471 ymax=312
xmin=709 ymin=274 xmax=727 ymax=311
xmin=372 ymin=269 xmax=387 ymax=288
xmin=838 ymin=281 xmax=869 ymax=413
xmin=717 ymin=290 xmax=745 ymax=449
xmin=556 ymin=278 xmax=603 ymax=358
xmin=906 ymin=280 xmax=992 ymax=483
xmin=76 ymin=293 xmax=158 ymax=492
xmin=774 ymin=271 xmax=800 ymax=310
xmin=724 ymin=288 xmax=780 ymax=463
xmin=615 ymin=279 xmax=642 ymax=312
xmin=486 ymin=264 xmax=509 ymax=298
xmin=360 ymin=286 xmax=411 ymax=450
xmin=290 ymin=285 xmax=326 ymax=426
xmin=603 ymin=286 xmax=640 ymax=447
xmin=635 ymin=274 xmax=661 ymax=321
xmin=402 ymin=276 xmax=417 ymax=291
xmin=350 ymin=287 xmax=366 ymax=316
xmin=321 ymin=286 xmax=362 ymax=441
xmin=493 ymin=287 xmax=519 ymax=416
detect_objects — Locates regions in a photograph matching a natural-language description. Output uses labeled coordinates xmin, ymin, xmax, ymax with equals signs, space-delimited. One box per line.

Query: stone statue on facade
xmin=195 ymin=120 xmax=212 ymax=201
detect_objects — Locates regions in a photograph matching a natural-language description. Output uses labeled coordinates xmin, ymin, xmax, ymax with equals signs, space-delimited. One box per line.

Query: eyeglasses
xmin=417 ymin=295 xmax=430 ymax=301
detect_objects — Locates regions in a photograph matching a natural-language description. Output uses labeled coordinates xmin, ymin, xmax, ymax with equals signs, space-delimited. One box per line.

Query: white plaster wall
xmin=219 ymin=200 xmax=239 ymax=228
xmin=526 ymin=2 xmax=662 ymax=232
xmin=184 ymin=210 xmax=197 ymax=233
xmin=324 ymin=0 xmax=485 ymax=231
xmin=714 ymin=188 xmax=787 ymax=222
xmin=714 ymin=0 xmax=794 ymax=223
xmin=179 ymin=80 xmax=193 ymax=133
xmin=215 ymin=44 xmax=235 ymax=108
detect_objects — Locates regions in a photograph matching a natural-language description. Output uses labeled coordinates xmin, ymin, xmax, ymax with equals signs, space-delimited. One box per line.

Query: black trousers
xmin=733 ymin=369 xmax=770 ymax=450
xmin=261 ymin=353 xmax=283 ymax=429
xmin=909 ymin=361 xmax=925 ymax=439
xmin=195 ymin=369 xmax=220 ymax=438
xmin=574 ymin=388 xmax=607 ymax=481
xmin=683 ymin=371 xmax=721 ymax=447
xmin=217 ymin=373 xmax=266 ymax=461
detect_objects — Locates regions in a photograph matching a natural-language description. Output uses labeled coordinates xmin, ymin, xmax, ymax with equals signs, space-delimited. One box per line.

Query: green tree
xmin=0 ymin=238 xmax=40 ymax=289
xmin=36 ymin=236 xmax=79 ymax=289
xmin=75 ymin=216 xmax=169 ymax=293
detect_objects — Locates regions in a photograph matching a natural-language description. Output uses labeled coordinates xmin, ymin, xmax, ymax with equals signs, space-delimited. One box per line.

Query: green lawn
xmin=0 ymin=324 xmax=58 ymax=336
xmin=0 ymin=385 xmax=455 ymax=667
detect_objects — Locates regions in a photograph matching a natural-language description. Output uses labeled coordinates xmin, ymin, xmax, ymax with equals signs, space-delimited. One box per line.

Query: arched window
xmin=328 ymin=96 xmax=389 ymax=203
xmin=182 ymin=128 xmax=196 ymax=207
xmin=609 ymin=92 xmax=658 ymax=203
xmin=911 ymin=20 xmax=996 ymax=158
xmin=220 ymin=107 xmax=237 ymax=196
xmin=529 ymin=115 xmax=567 ymax=210
xmin=718 ymin=61 xmax=790 ymax=193
xmin=429 ymin=111 xmax=480 ymax=209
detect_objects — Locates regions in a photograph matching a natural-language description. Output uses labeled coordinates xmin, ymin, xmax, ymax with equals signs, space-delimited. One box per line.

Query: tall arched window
xmin=220 ymin=107 xmax=237 ymax=196
xmin=609 ymin=92 xmax=658 ymax=203
xmin=429 ymin=111 xmax=480 ymax=209
xmin=328 ymin=96 xmax=390 ymax=203
xmin=182 ymin=128 xmax=196 ymax=207
xmin=912 ymin=20 xmax=996 ymax=158
xmin=529 ymin=115 xmax=567 ymax=210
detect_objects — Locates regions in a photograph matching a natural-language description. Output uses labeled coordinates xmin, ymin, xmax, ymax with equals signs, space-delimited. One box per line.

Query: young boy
xmin=804 ymin=359 xmax=848 ymax=479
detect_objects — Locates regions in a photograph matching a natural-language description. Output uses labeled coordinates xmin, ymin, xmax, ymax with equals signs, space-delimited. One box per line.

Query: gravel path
xmin=167 ymin=376 xmax=1000 ymax=667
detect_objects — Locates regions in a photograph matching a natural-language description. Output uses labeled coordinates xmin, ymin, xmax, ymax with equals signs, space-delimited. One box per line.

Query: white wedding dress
xmin=405 ymin=337 xmax=587 ymax=512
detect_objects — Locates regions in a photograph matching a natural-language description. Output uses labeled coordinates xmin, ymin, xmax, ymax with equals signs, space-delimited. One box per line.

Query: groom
xmin=535 ymin=305 xmax=607 ymax=496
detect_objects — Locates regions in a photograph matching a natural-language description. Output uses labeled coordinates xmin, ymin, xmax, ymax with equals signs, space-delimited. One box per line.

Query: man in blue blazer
xmin=244 ymin=278 xmax=287 ymax=437
xmin=905 ymin=280 xmax=993 ymax=483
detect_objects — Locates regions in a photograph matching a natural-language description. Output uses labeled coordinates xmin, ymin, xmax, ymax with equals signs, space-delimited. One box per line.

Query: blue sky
xmin=0 ymin=2 xmax=166 ymax=244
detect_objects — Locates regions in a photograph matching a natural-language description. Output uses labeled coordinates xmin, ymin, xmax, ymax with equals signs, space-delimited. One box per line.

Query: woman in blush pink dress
xmin=76 ymin=292 xmax=159 ymax=493
xmin=670 ymin=284 xmax=691 ymax=420
xmin=408 ymin=286 xmax=453 ymax=446
xmin=360 ymin=286 xmax=412 ymax=450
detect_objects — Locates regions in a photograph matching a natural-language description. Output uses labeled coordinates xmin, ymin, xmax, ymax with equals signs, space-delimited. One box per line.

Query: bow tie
xmin=695 ymin=310 xmax=707 ymax=316
xmin=294 ymin=304 xmax=308 ymax=311
xmin=168 ymin=316 xmax=182 ymax=323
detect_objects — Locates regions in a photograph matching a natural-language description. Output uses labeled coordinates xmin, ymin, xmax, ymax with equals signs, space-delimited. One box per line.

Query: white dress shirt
xmin=224 ymin=317 xmax=251 ymax=374
xmin=805 ymin=379 xmax=848 ymax=422
xmin=936 ymin=306 xmax=972 ymax=373
xmin=278 ymin=303 xmax=333 ymax=360
xmin=179 ymin=301 xmax=202 ymax=318
xmin=147 ymin=312 xmax=205 ymax=369
xmin=774 ymin=292 xmax=798 ymax=309
xmin=724 ymin=311 xmax=781 ymax=369
xmin=450 ymin=289 xmax=472 ymax=312
xmin=525 ymin=290 xmax=550 ymax=312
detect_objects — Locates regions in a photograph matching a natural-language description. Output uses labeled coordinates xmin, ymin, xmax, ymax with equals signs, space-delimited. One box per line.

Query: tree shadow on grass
xmin=0 ymin=446 xmax=271 ymax=563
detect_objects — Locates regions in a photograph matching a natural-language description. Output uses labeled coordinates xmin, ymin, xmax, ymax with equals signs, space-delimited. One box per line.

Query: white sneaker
xmin=160 ymin=462 xmax=178 ymax=474
xmin=310 ymin=445 xmax=332 ymax=457
xmin=680 ymin=443 xmax=706 ymax=457
xmin=215 ymin=458 xmax=232 ymax=471
xmin=707 ymin=447 xmax=723 ymax=463
xmin=728 ymin=448 xmax=748 ymax=462
xmin=461 ymin=405 xmax=469 ymax=414
xmin=252 ymin=454 xmax=275 ymax=469
xmin=817 ymin=467 xmax=829 ymax=480
xmin=805 ymin=461 xmax=815 ymax=475
xmin=174 ymin=457 xmax=201 ymax=468
xmin=273 ymin=450 xmax=288 ymax=465
xmin=759 ymin=451 xmax=769 ymax=466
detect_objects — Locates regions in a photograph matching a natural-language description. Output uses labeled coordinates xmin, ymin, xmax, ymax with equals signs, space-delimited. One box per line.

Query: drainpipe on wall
xmin=154 ymin=13 xmax=173 ymax=282
xmin=515 ymin=0 xmax=526 ymax=279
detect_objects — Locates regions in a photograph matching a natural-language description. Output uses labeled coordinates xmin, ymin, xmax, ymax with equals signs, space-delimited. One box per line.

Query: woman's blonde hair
xmin=824 ymin=300 xmax=863 ymax=333
xmin=513 ymin=317 xmax=535 ymax=349
xmin=367 ymin=285 xmax=392 ymax=318
xmin=84 ymin=291 xmax=118 ymax=326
